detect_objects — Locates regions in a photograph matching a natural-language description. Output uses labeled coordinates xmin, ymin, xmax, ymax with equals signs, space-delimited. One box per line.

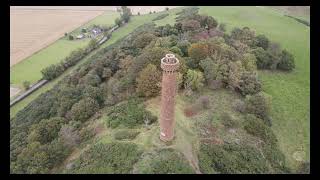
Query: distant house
xmin=76 ymin=34 xmax=85 ymax=39
xmin=92 ymin=27 xmax=102 ymax=36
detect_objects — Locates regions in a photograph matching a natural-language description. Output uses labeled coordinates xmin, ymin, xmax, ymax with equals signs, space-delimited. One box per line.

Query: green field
xmin=198 ymin=6 xmax=310 ymax=170
xmin=10 ymin=11 xmax=168 ymax=118
xmin=10 ymin=11 xmax=120 ymax=88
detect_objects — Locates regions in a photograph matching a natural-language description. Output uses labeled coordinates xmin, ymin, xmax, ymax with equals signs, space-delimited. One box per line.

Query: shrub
xmin=241 ymin=53 xmax=257 ymax=72
xmin=243 ymin=114 xmax=277 ymax=145
xmin=255 ymin=34 xmax=269 ymax=50
xmin=198 ymin=95 xmax=210 ymax=109
xmin=199 ymin=143 xmax=270 ymax=174
xmin=232 ymin=99 xmax=246 ymax=113
xmin=68 ymin=97 xmax=99 ymax=122
xmin=261 ymin=143 xmax=290 ymax=173
xmin=107 ymin=98 xmax=157 ymax=128
xmin=221 ymin=112 xmax=238 ymax=128
xmin=169 ymin=46 xmax=183 ymax=56
xmin=218 ymin=23 xmax=226 ymax=32
xmin=182 ymin=19 xmax=201 ymax=32
xmin=115 ymin=17 xmax=122 ymax=27
xmin=277 ymin=50 xmax=295 ymax=71
xmin=238 ymin=72 xmax=262 ymax=96
xmin=134 ymin=149 xmax=194 ymax=174
xmin=59 ymin=123 xmax=81 ymax=147
xmin=27 ymin=117 xmax=65 ymax=144
xmin=188 ymin=42 xmax=209 ymax=65
xmin=136 ymin=64 xmax=161 ymax=97
xmin=41 ymin=64 xmax=65 ymax=80
xmin=65 ymin=142 xmax=142 ymax=174
xmin=252 ymin=47 xmax=272 ymax=69
xmin=197 ymin=56 xmax=215 ymax=75
xmin=114 ymin=130 xmax=140 ymax=140
xmin=23 ymin=81 xmax=31 ymax=90
xmin=245 ymin=92 xmax=271 ymax=120
xmin=133 ymin=33 xmax=157 ymax=49
xmin=184 ymin=69 xmax=205 ymax=92
xmin=68 ymin=35 xmax=74 ymax=40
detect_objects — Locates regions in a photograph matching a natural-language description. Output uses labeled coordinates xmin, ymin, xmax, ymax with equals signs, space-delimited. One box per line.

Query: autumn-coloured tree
xmin=136 ymin=64 xmax=161 ymax=97
xmin=188 ymin=42 xmax=209 ymax=66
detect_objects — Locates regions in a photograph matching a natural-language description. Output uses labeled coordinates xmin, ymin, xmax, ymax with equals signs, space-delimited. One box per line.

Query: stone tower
xmin=159 ymin=54 xmax=180 ymax=142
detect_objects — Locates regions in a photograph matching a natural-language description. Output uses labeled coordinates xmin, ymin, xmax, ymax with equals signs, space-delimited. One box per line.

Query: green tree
xmin=255 ymin=34 xmax=269 ymax=50
xmin=218 ymin=23 xmax=226 ymax=32
xmin=245 ymin=92 xmax=272 ymax=120
xmin=115 ymin=17 xmax=122 ymax=27
xmin=184 ymin=69 xmax=204 ymax=91
xmin=68 ymin=97 xmax=99 ymax=122
xmin=27 ymin=117 xmax=65 ymax=144
xmin=136 ymin=64 xmax=161 ymax=97
xmin=241 ymin=53 xmax=257 ymax=72
xmin=188 ymin=42 xmax=209 ymax=66
xmin=278 ymin=50 xmax=295 ymax=71
xmin=23 ymin=81 xmax=31 ymax=90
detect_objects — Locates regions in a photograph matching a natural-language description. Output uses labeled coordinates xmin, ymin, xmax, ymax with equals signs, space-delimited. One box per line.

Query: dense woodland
xmin=11 ymin=7 xmax=301 ymax=174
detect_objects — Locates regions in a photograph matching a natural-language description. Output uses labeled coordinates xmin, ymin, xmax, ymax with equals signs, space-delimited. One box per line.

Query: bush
xmin=218 ymin=23 xmax=226 ymax=32
xmin=27 ymin=117 xmax=65 ymax=144
xmin=232 ymin=99 xmax=246 ymax=113
xmin=188 ymin=42 xmax=209 ymax=66
xmin=252 ymin=47 xmax=273 ymax=69
xmin=184 ymin=69 xmax=205 ymax=92
xmin=133 ymin=33 xmax=157 ymax=49
xmin=182 ymin=19 xmax=201 ymax=32
xmin=114 ymin=130 xmax=140 ymax=140
xmin=136 ymin=64 xmax=161 ymax=97
xmin=68 ymin=35 xmax=74 ymax=40
xmin=169 ymin=46 xmax=183 ymax=56
xmin=41 ymin=64 xmax=65 ymax=80
xmin=65 ymin=142 xmax=142 ymax=174
xmin=243 ymin=114 xmax=277 ymax=145
xmin=134 ymin=149 xmax=194 ymax=174
xmin=238 ymin=72 xmax=262 ymax=96
xmin=107 ymin=98 xmax=157 ymax=128
xmin=59 ymin=123 xmax=81 ymax=148
xmin=245 ymin=92 xmax=271 ymax=120
xmin=198 ymin=96 xmax=210 ymax=109
xmin=199 ymin=143 xmax=269 ymax=174
xmin=241 ymin=53 xmax=257 ymax=72
xmin=68 ymin=97 xmax=99 ymax=122
xmin=221 ymin=112 xmax=238 ymax=128
xmin=177 ymin=40 xmax=191 ymax=56
xmin=23 ymin=81 xmax=31 ymax=90
xmin=255 ymin=34 xmax=269 ymax=50
xmin=277 ymin=50 xmax=295 ymax=71
xmin=261 ymin=143 xmax=290 ymax=173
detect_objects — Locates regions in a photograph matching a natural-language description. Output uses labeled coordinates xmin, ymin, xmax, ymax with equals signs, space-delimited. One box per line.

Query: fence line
xmin=10 ymin=80 xmax=48 ymax=107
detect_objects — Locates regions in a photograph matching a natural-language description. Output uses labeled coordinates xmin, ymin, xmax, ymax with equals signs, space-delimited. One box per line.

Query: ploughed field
xmin=10 ymin=7 xmax=105 ymax=67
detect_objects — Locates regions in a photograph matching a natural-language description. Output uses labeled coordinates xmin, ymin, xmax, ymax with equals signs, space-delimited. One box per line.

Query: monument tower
xmin=159 ymin=54 xmax=180 ymax=142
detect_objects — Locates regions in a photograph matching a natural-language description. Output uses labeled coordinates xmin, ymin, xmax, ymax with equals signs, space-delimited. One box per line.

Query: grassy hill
xmin=10 ymin=6 xmax=309 ymax=173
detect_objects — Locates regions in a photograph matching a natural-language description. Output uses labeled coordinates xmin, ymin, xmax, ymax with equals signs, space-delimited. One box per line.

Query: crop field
xmin=10 ymin=7 xmax=106 ymax=67
xmin=10 ymin=10 xmax=167 ymax=118
xmin=10 ymin=9 xmax=119 ymax=88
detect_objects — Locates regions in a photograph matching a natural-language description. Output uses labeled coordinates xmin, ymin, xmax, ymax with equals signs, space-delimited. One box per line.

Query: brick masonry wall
xmin=159 ymin=54 xmax=179 ymax=142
